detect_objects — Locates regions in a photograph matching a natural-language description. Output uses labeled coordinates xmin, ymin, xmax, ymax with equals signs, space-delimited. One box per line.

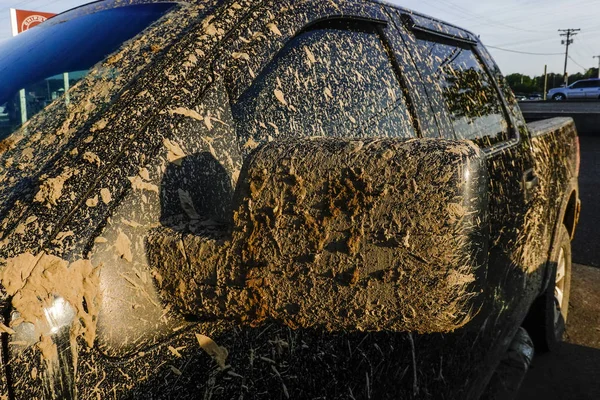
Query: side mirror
xmin=148 ymin=137 xmax=489 ymax=333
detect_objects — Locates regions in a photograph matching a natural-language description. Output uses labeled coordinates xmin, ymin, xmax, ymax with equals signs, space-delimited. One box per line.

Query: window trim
xmin=471 ymin=44 xmax=523 ymax=156
xmin=411 ymin=30 xmax=520 ymax=151
xmin=300 ymin=15 xmax=388 ymax=34
xmin=213 ymin=0 xmax=390 ymax=104
xmin=400 ymin=13 xmax=478 ymax=45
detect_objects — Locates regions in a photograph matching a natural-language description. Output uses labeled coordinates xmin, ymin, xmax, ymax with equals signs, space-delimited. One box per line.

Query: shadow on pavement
xmin=518 ymin=342 xmax=600 ymax=400
xmin=518 ymin=264 xmax=600 ymax=399
xmin=571 ymin=137 xmax=600 ymax=267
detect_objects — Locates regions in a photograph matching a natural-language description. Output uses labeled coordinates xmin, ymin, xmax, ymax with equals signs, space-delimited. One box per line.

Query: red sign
xmin=10 ymin=9 xmax=56 ymax=35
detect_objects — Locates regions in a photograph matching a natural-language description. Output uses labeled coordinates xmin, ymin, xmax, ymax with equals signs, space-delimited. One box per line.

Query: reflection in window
xmin=233 ymin=25 xmax=415 ymax=143
xmin=0 ymin=3 xmax=177 ymax=140
xmin=0 ymin=71 xmax=87 ymax=138
xmin=413 ymin=36 xmax=509 ymax=147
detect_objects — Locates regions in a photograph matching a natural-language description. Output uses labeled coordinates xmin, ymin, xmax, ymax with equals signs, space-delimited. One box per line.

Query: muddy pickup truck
xmin=0 ymin=0 xmax=580 ymax=399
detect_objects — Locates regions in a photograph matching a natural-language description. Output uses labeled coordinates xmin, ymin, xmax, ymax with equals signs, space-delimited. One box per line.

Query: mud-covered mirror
xmin=149 ymin=136 xmax=490 ymax=334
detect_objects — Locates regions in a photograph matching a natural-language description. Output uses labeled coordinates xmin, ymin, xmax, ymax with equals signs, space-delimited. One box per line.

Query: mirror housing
xmin=148 ymin=137 xmax=489 ymax=334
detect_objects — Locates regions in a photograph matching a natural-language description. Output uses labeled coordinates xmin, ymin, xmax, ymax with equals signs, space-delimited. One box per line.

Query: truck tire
xmin=523 ymin=225 xmax=572 ymax=352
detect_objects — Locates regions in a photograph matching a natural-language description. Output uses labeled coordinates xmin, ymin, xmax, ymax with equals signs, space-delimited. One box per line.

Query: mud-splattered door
xmin=389 ymin=12 xmax=542 ymax=396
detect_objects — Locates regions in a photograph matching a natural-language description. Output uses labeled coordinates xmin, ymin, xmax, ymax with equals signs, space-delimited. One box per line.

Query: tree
xmin=505 ymin=73 xmax=537 ymax=94
xmin=584 ymin=68 xmax=599 ymax=79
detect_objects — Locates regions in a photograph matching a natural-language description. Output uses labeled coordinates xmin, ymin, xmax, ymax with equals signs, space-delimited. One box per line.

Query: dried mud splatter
xmin=0 ymin=252 xmax=102 ymax=348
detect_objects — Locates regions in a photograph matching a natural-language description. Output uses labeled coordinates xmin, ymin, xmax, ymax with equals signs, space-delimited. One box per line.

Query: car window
xmin=570 ymin=81 xmax=585 ymax=89
xmin=410 ymin=34 xmax=510 ymax=147
xmin=582 ymin=81 xmax=595 ymax=88
xmin=231 ymin=24 xmax=416 ymax=144
xmin=0 ymin=3 xmax=177 ymax=140
xmin=581 ymin=80 xmax=600 ymax=88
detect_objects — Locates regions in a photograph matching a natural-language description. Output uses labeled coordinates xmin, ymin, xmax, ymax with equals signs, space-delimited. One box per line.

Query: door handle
xmin=524 ymin=169 xmax=539 ymax=190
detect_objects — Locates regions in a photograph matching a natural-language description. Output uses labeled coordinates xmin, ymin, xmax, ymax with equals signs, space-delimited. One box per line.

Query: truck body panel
xmin=0 ymin=0 xmax=579 ymax=398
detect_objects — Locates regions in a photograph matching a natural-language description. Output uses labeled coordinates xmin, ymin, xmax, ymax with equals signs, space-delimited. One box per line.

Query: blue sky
xmin=1 ymin=0 xmax=599 ymax=77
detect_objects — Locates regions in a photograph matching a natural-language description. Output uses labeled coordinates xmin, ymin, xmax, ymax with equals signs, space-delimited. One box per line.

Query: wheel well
xmin=563 ymin=191 xmax=578 ymax=239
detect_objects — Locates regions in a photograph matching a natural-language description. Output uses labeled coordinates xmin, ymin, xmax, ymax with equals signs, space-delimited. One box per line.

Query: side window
xmin=231 ymin=23 xmax=415 ymax=144
xmin=412 ymin=35 xmax=509 ymax=147
xmin=570 ymin=81 xmax=584 ymax=89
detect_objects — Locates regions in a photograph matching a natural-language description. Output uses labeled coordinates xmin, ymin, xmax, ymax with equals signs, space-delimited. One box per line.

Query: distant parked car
xmin=0 ymin=104 xmax=8 ymax=123
xmin=515 ymin=93 xmax=528 ymax=101
xmin=548 ymin=78 xmax=600 ymax=100
xmin=528 ymin=93 xmax=543 ymax=101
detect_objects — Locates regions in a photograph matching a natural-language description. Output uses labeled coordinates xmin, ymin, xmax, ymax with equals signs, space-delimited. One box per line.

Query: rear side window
xmin=574 ymin=80 xmax=598 ymax=88
xmin=412 ymin=35 xmax=509 ymax=147
xmin=232 ymin=24 xmax=415 ymax=142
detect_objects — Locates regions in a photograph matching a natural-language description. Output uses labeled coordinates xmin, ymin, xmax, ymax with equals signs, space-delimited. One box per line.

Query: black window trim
xmin=400 ymin=13 xmax=478 ymax=46
xmin=214 ymin=0 xmax=390 ymax=104
xmin=471 ymin=43 xmax=522 ymax=156
xmin=300 ymin=15 xmax=388 ymax=34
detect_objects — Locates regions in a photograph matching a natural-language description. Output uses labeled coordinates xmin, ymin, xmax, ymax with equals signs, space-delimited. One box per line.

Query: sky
xmin=0 ymin=0 xmax=599 ymax=77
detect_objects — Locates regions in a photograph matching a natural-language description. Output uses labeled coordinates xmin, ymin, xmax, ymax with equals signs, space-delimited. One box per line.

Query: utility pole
xmin=594 ymin=55 xmax=600 ymax=79
xmin=543 ymin=65 xmax=548 ymax=101
xmin=559 ymin=28 xmax=580 ymax=86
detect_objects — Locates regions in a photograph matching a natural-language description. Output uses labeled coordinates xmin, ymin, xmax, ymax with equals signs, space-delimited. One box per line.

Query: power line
xmin=488 ymin=36 xmax=558 ymax=50
xmin=434 ymin=0 xmax=543 ymax=33
xmin=568 ymin=55 xmax=587 ymax=71
xmin=485 ymin=45 xmax=563 ymax=56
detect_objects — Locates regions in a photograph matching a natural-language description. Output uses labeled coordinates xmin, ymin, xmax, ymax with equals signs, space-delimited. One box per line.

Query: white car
xmin=548 ymin=78 xmax=600 ymax=100
xmin=0 ymin=105 xmax=8 ymax=122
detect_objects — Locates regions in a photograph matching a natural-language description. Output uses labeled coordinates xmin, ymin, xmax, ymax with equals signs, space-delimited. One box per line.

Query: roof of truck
xmin=52 ymin=0 xmax=478 ymax=44
xmin=374 ymin=0 xmax=470 ymax=29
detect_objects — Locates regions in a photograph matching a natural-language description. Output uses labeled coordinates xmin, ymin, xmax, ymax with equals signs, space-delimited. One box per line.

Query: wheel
xmin=552 ymin=93 xmax=566 ymax=101
xmin=523 ymin=225 xmax=572 ymax=352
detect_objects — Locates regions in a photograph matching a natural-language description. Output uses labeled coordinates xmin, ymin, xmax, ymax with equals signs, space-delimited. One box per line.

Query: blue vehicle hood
xmin=0 ymin=1 xmax=177 ymax=104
